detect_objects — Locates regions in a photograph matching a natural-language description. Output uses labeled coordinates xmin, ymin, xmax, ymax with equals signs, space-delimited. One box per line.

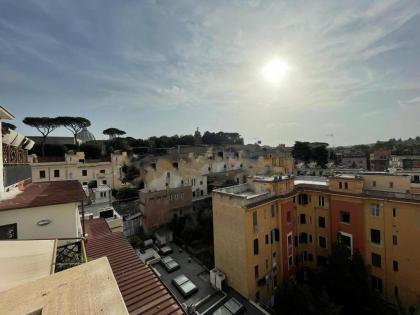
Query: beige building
xmin=30 ymin=151 xmax=128 ymax=189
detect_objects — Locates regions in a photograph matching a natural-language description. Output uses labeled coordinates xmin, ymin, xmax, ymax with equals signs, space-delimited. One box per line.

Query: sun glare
xmin=261 ymin=58 xmax=290 ymax=84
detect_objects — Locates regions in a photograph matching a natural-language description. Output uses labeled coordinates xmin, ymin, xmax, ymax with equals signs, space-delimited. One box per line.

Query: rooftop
xmin=214 ymin=184 xmax=268 ymax=200
xmin=85 ymin=219 xmax=184 ymax=315
xmin=0 ymin=257 xmax=128 ymax=315
xmin=0 ymin=240 xmax=56 ymax=292
xmin=253 ymin=174 xmax=293 ymax=182
xmin=0 ymin=180 xmax=86 ymax=211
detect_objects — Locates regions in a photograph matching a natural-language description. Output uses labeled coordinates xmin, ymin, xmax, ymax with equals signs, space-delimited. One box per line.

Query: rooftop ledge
xmin=213 ymin=184 xmax=269 ymax=200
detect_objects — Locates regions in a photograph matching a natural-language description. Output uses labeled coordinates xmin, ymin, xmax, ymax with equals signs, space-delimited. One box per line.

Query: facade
xmin=139 ymin=186 xmax=193 ymax=233
xmin=213 ymin=173 xmax=420 ymax=308
xmin=341 ymin=155 xmax=368 ymax=169
xmin=390 ymin=155 xmax=420 ymax=170
xmin=370 ymin=149 xmax=392 ymax=171
xmin=30 ymin=151 xmax=128 ymax=189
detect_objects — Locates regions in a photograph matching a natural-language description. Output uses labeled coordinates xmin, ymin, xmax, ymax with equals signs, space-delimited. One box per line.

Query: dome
xmin=77 ymin=127 xmax=96 ymax=143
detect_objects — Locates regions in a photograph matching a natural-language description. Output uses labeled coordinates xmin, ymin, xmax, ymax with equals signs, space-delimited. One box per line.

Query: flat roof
xmin=0 ymin=180 xmax=86 ymax=211
xmin=0 ymin=257 xmax=128 ymax=315
xmin=85 ymin=219 xmax=184 ymax=315
xmin=0 ymin=240 xmax=56 ymax=292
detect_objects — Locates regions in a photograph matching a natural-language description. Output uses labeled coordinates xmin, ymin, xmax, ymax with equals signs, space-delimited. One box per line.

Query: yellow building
xmin=30 ymin=151 xmax=128 ymax=189
xmin=213 ymin=173 xmax=420 ymax=308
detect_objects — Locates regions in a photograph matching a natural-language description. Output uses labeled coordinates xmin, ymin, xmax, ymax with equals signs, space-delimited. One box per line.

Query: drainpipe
xmin=81 ymin=200 xmax=85 ymax=237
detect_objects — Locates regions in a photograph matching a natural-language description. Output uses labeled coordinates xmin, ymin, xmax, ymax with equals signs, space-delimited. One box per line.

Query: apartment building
xmin=30 ymin=150 xmax=128 ymax=189
xmin=213 ymin=173 xmax=420 ymax=308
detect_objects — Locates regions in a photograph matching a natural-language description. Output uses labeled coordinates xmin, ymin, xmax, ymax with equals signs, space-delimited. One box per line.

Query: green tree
xmin=115 ymin=187 xmax=139 ymax=200
xmin=292 ymin=141 xmax=312 ymax=163
xmin=103 ymin=127 xmax=126 ymax=139
xmin=79 ymin=143 xmax=102 ymax=159
xmin=312 ymin=145 xmax=329 ymax=168
xmin=23 ymin=117 xmax=61 ymax=157
xmin=57 ymin=116 xmax=91 ymax=147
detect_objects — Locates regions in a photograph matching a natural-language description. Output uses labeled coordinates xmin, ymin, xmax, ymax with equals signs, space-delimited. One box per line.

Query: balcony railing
xmin=54 ymin=239 xmax=87 ymax=273
xmin=2 ymin=143 xmax=28 ymax=164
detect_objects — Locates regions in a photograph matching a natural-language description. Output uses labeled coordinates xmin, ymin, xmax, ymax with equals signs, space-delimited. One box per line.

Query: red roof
xmin=85 ymin=219 xmax=184 ymax=315
xmin=0 ymin=180 xmax=86 ymax=211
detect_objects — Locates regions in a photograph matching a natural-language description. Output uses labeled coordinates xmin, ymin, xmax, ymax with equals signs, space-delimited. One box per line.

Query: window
xmin=393 ymin=260 xmax=399 ymax=272
xmin=392 ymin=208 xmax=397 ymax=217
xmin=344 ymin=182 xmax=348 ymax=190
xmin=318 ymin=196 xmax=325 ymax=207
xmin=253 ymin=238 xmax=259 ymax=255
xmin=192 ymin=191 xmax=195 ymax=197
xmin=393 ymin=235 xmax=398 ymax=245
xmin=371 ymin=229 xmax=381 ymax=244
xmin=373 ymin=180 xmax=376 ymax=187
xmin=371 ymin=253 xmax=381 ymax=267
xmin=103 ymin=180 xmax=107 ymax=185
xmin=371 ymin=276 xmax=383 ymax=293
xmin=300 ymin=213 xmax=306 ymax=224
xmin=253 ymin=211 xmax=258 ymax=228
xmin=0 ymin=223 xmax=17 ymax=239
xmin=265 ymin=234 xmax=269 ymax=244
xmin=287 ymin=234 xmax=293 ymax=247
xmin=394 ymin=286 xmax=399 ymax=296
xmin=299 ymin=233 xmax=308 ymax=244
xmin=82 ymin=182 xmax=88 ymax=186
xmin=200 ymin=180 xmax=203 ymax=185
xmin=339 ymin=182 xmax=342 ymax=189
xmin=271 ymin=204 xmax=276 ymax=217
xmin=255 ymin=291 xmax=260 ymax=301
xmin=274 ymin=229 xmax=280 ymax=242
xmin=371 ymin=204 xmax=380 ymax=217
xmin=287 ymin=211 xmax=291 ymax=223
xmin=201 ymin=190 xmax=203 ymax=196
xmin=319 ymin=236 xmax=326 ymax=248
xmin=288 ymin=256 xmax=293 ymax=268
xmin=309 ymin=234 xmax=313 ymax=243
xmin=53 ymin=169 xmax=60 ymax=177
xmin=39 ymin=170 xmax=46 ymax=179
xmin=298 ymin=194 xmax=308 ymax=205
xmin=254 ymin=265 xmax=259 ymax=279
xmin=318 ymin=216 xmax=326 ymax=228
xmin=308 ymin=253 xmax=313 ymax=261
xmin=100 ymin=169 xmax=105 ymax=174
xmin=82 ymin=169 xmax=87 ymax=176
xmin=340 ymin=211 xmax=350 ymax=223
xmin=389 ymin=181 xmax=394 ymax=189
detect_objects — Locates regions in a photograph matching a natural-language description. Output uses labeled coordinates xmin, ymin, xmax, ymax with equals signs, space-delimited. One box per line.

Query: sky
xmin=1 ymin=0 xmax=420 ymax=146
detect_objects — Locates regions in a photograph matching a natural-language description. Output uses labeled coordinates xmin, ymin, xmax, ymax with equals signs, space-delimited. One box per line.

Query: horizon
xmin=1 ymin=1 xmax=420 ymax=146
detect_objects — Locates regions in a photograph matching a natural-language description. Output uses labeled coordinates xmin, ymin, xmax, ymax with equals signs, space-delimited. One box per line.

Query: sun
xmin=261 ymin=58 xmax=290 ymax=84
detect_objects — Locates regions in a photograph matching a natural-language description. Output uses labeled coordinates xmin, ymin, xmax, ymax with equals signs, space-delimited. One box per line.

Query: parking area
xmin=149 ymin=243 xmax=266 ymax=314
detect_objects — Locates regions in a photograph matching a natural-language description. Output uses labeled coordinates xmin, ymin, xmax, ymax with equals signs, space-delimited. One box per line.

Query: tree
xmin=115 ymin=187 xmax=139 ymax=200
xmin=79 ymin=143 xmax=102 ymax=159
xmin=57 ymin=116 xmax=91 ymax=147
xmin=312 ymin=145 xmax=329 ymax=168
xmin=23 ymin=117 xmax=60 ymax=157
xmin=292 ymin=141 xmax=312 ymax=163
xmin=103 ymin=127 xmax=126 ymax=139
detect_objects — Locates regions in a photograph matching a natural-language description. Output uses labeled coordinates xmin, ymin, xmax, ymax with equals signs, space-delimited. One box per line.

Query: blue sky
xmin=1 ymin=0 xmax=420 ymax=146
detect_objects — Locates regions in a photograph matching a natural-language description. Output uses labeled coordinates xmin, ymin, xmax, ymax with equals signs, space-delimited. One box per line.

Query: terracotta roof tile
xmin=85 ymin=219 xmax=184 ymax=315
xmin=0 ymin=180 xmax=86 ymax=211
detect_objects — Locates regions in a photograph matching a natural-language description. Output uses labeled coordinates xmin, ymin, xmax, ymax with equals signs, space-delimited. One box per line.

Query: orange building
xmin=212 ymin=173 xmax=420 ymax=308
